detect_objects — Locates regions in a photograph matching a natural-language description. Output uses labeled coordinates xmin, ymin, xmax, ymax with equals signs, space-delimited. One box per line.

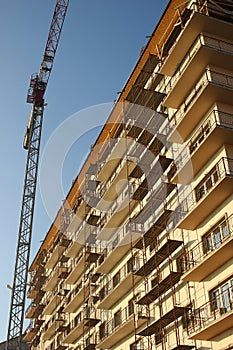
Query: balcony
xmin=160 ymin=11 xmax=233 ymax=76
xmin=138 ymin=306 xmax=188 ymax=336
xmin=27 ymin=274 xmax=46 ymax=299
xmin=29 ymin=264 xmax=45 ymax=286
xmin=96 ymin=158 xmax=136 ymax=205
xmin=168 ymin=69 xmax=233 ymax=143
xmin=64 ymin=240 xmax=83 ymax=259
xmin=42 ymin=286 xmax=68 ymax=315
xmin=45 ymin=244 xmax=62 ymax=269
xmin=64 ymin=280 xmax=90 ymax=313
xmin=97 ymin=186 xmax=138 ymax=241
xmin=125 ymin=84 xmax=165 ymax=111
xmin=97 ymin=306 xmax=148 ymax=349
xmin=177 ymin=158 xmax=233 ymax=230
xmin=129 ymin=53 xmax=159 ymax=90
xmin=163 ymin=34 xmax=233 ymax=108
xmin=135 ymin=209 xmax=173 ymax=249
xmin=125 ymin=104 xmax=165 ymax=134
xmin=171 ymin=109 xmax=233 ymax=184
xmin=181 ymin=215 xmax=233 ymax=282
xmin=188 ymin=288 xmax=233 ymax=340
xmin=97 ymin=137 xmax=133 ymax=182
xmin=62 ymin=308 xmax=100 ymax=344
xmin=132 ymin=181 xmax=176 ymax=226
xmin=43 ymin=312 xmax=67 ymax=341
xmin=65 ymin=247 xmax=99 ymax=285
xmin=31 ymin=334 xmax=41 ymax=347
xmin=25 ymin=301 xmax=45 ymax=319
xmin=97 ymin=223 xmax=143 ymax=274
xmin=135 ymin=240 xmax=182 ymax=277
xmin=44 ymin=263 xmax=68 ymax=292
xmin=23 ymin=320 xmax=39 ymax=341
xmin=137 ymin=271 xmax=183 ymax=305
xmin=97 ymin=260 xmax=143 ymax=310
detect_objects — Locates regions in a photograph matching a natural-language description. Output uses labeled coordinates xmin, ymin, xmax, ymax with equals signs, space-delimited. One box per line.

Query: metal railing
xmin=45 ymin=261 xmax=69 ymax=288
xmin=188 ymin=285 xmax=233 ymax=335
xmin=99 ymin=256 xmax=139 ymax=302
xmin=170 ymin=69 xmax=233 ymax=127
xmin=98 ymin=222 xmax=144 ymax=266
xmin=172 ymin=109 xmax=233 ymax=172
xmin=65 ymin=306 xmax=99 ymax=336
xmin=100 ymin=304 xmax=146 ymax=340
xmin=178 ymin=157 xmax=233 ymax=215
xmin=181 ymin=214 xmax=233 ymax=272
xmin=163 ymin=34 xmax=233 ymax=95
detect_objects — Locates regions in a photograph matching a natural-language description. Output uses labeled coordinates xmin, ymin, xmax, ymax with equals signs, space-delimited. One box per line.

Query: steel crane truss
xmin=6 ymin=1 xmax=69 ymax=349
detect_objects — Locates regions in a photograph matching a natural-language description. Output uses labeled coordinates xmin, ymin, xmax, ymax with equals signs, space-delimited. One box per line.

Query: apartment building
xmin=24 ymin=1 xmax=233 ymax=349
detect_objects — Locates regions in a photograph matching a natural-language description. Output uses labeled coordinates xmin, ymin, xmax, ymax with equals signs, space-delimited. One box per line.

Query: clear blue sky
xmin=0 ymin=0 xmax=168 ymax=341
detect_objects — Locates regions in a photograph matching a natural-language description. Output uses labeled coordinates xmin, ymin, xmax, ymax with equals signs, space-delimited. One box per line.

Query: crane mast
xmin=6 ymin=1 xmax=69 ymax=349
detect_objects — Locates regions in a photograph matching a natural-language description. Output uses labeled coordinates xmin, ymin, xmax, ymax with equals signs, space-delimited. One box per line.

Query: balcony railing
xmin=99 ymin=256 xmax=139 ymax=303
xmin=178 ymin=157 xmax=233 ymax=221
xmin=171 ymin=109 xmax=233 ymax=174
xmin=104 ymin=305 xmax=144 ymax=339
xmin=163 ymin=34 xmax=233 ymax=96
xmin=63 ymin=307 xmax=100 ymax=344
xmin=98 ymin=222 xmax=143 ymax=262
xmin=170 ymin=69 xmax=233 ymax=127
xmin=188 ymin=285 xmax=233 ymax=340
xmin=45 ymin=261 xmax=68 ymax=287
xmin=42 ymin=314 xmax=68 ymax=342
xmin=182 ymin=214 xmax=233 ymax=273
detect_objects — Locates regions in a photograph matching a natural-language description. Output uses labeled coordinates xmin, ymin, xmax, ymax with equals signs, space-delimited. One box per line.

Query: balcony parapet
xmin=168 ymin=69 xmax=233 ymax=142
xmin=169 ymin=109 xmax=233 ymax=183
xmin=177 ymin=157 xmax=233 ymax=230
xmin=42 ymin=312 xmax=67 ymax=341
xmin=163 ymin=33 xmax=233 ymax=99
xmin=98 ymin=256 xmax=141 ymax=309
xmin=188 ymin=287 xmax=233 ymax=340
xmin=97 ymin=222 xmax=143 ymax=274
xmin=62 ymin=307 xmax=100 ymax=344
xmin=181 ymin=214 xmax=233 ymax=281
xmin=97 ymin=305 xmax=148 ymax=348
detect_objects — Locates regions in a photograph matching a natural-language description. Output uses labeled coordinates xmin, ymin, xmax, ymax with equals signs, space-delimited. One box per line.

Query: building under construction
xmin=24 ymin=1 xmax=233 ymax=349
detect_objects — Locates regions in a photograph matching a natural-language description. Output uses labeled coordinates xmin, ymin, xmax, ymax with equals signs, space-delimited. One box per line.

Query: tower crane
xmin=6 ymin=1 xmax=70 ymax=349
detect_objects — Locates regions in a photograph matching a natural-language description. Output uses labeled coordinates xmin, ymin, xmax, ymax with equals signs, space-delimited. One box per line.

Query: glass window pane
xmin=221 ymin=222 xmax=229 ymax=239
xmin=213 ymin=228 xmax=221 ymax=248
xmin=221 ymin=283 xmax=231 ymax=311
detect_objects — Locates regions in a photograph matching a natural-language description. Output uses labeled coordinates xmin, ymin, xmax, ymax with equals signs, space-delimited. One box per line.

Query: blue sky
xmin=0 ymin=0 xmax=168 ymax=341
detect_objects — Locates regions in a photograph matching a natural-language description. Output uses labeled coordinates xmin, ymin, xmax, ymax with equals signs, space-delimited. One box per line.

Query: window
xmin=128 ymin=298 xmax=134 ymax=316
xmin=202 ymin=216 xmax=229 ymax=253
xmin=155 ymin=331 xmax=163 ymax=345
xmin=127 ymin=255 xmax=139 ymax=273
xmin=149 ymin=241 xmax=155 ymax=252
xmin=209 ymin=276 xmax=233 ymax=313
xmin=99 ymin=287 xmax=106 ymax=301
xmin=130 ymin=338 xmax=144 ymax=350
xmin=176 ymin=251 xmax=193 ymax=272
xmin=182 ymin=304 xmax=193 ymax=329
xmin=99 ymin=321 xmax=106 ymax=340
xmin=113 ymin=271 xmax=120 ymax=288
xmin=74 ymin=312 xmax=81 ymax=327
xmin=114 ymin=309 xmax=121 ymax=328
xmin=195 ymin=165 xmax=219 ymax=201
